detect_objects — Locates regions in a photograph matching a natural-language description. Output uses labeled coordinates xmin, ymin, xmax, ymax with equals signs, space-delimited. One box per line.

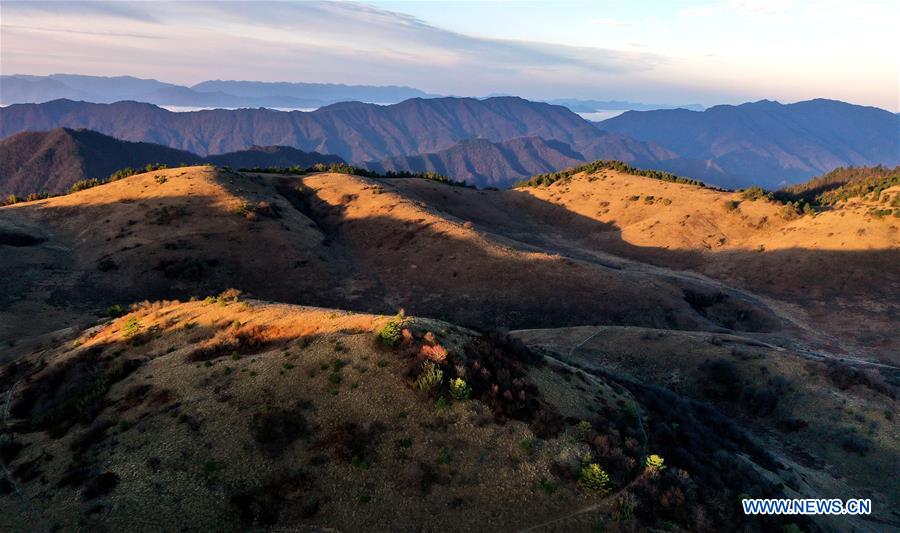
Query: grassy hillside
xmin=2 ymin=163 xmax=898 ymax=531
xmin=777 ymin=165 xmax=900 ymax=209
xmin=392 ymin=166 xmax=900 ymax=363
xmin=0 ymin=297 xmax=828 ymax=531
xmin=0 ymin=165 xmax=791 ymax=344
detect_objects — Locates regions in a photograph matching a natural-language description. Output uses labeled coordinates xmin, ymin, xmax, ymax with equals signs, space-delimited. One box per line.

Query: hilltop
xmin=0 ymin=128 xmax=343 ymax=196
xmin=392 ymin=163 xmax=900 ymax=363
xmin=366 ymin=136 xmax=675 ymax=188
xmin=0 ymin=165 xmax=791 ymax=343
xmin=778 ymin=165 xmax=900 ymax=206
xmin=3 ymin=296 xmax=895 ymax=531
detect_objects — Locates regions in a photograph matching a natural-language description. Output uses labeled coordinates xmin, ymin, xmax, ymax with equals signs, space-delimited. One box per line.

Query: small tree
xmin=122 ymin=317 xmax=142 ymax=339
xmin=575 ymin=420 xmax=593 ymax=442
xmin=579 ymin=463 xmax=611 ymax=494
xmin=644 ymin=454 xmax=666 ymax=475
xmin=376 ymin=312 xmax=405 ymax=347
xmin=450 ymin=378 xmax=472 ymax=401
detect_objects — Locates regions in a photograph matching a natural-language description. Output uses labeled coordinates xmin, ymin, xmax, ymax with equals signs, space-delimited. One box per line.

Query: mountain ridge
xmin=0 ymin=97 xmax=662 ymax=165
xmin=0 ymin=128 xmax=343 ymax=195
xmin=598 ymin=98 xmax=900 ymax=188
xmin=0 ymin=74 xmax=432 ymax=108
xmin=3 ymin=96 xmax=898 ymax=189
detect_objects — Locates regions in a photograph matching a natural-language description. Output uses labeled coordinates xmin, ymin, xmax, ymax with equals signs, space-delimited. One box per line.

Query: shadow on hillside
xmin=1 ymin=175 xmax=898 ymax=360
xmin=382 ymin=178 xmax=900 ymax=358
xmin=389 ymin=179 xmax=900 ymax=300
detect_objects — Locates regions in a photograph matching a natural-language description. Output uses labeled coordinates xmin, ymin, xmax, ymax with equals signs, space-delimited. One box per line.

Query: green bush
xmin=122 ymin=317 xmax=142 ymax=338
xmin=239 ymin=163 xmax=471 ymax=188
xmin=575 ymin=420 xmax=593 ymax=441
xmin=376 ymin=314 xmax=405 ymax=347
xmin=107 ymin=304 xmax=124 ymax=318
xmin=644 ymin=454 xmax=666 ymax=474
xmin=739 ymin=186 xmax=773 ymax=201
xmin=449 ymin=378 xmax=472 ymax=401
xmin=514 ymin=160 xmax=714 ymax=190
xmin=579 ymin=463 xmax=611 ymax=494
xmin=778 ymin=165 xmax=899 ymax=206
xmin=69 ymin=178 xmax=103 ymax=193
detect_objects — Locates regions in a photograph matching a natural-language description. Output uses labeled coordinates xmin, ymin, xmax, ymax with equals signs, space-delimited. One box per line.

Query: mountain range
xmin=0 ymin=128 xmax=342 ymax=195
xmin=1 ymin=96 xmax=897 ymax=190
xmin=548 ymin=99 xmax=705 ymax=113
xmin=2 ymin=74 xmax=706 ymax=115
xmin=0 ymin=74 xmax=434 ymax=109
xmin=0 ymin=97 xmax=673 ymax=173
xmin=597 ymin=99 xmax=900 ymax=188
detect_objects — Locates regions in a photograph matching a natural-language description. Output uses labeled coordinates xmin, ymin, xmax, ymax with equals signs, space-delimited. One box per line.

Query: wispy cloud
xmin=1 ymin=24 xmax=163 ymax=40
xmin=1 ymin=0 xmax=159 ymax=23
xmin=1 ymin=0 xmax=667 ymax=88
xmin=0 ymin=1 xmax=894 ymax=109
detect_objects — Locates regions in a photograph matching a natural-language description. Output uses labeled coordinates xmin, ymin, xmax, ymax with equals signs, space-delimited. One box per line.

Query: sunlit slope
xmin=0 ymin=298 xmax=818 ymax=531
xmin=1 ymin=165 xmax=794 ymax=344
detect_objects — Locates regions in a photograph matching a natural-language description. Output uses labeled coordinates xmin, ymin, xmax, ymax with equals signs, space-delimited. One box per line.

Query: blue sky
xmin=1 ymin=1 xmax=897 ymax=109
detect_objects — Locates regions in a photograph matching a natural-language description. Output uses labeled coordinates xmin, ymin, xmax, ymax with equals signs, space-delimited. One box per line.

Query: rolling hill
xmin=1 ymin=164 xmax=897 ymax=531
xmin=367 ymin=135 xmax=677 ymax=189
xmin=597 ymin=99 xmax=900 ymax=188
xmin=777 ymin=165 xmax=900 ymax=204
xmin=392 ymin=162 xmax=900 ymax=364
xmin=0 ymin=128 xmax=343 ymax=195
xmin=2 ymin=297 xmax=850 ymax=532
xmin=367 ymin=137 xmax=586 ymax=188
xmin=0 ymin=165 xmax=788 ymax=342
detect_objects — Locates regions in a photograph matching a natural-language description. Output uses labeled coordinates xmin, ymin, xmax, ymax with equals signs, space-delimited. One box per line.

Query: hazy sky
xmin=1 ymin=0 xmax=897 ymax=110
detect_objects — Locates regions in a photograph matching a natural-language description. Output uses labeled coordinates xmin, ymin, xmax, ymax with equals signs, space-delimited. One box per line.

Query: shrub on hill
xmin=512 ymin=160 xmax=713 ymax=189
xmin=3 ymin=192 xmax=54 ymax=205
xmin=739 ymin=186 xmax=773 ymax=201
xmin=776 ymin=165 xmax=900 ymax=206
xmin=239 ymin=162 xmax=473 ymax=188
xmin=2 ymin=163 xmax=195 ymax=204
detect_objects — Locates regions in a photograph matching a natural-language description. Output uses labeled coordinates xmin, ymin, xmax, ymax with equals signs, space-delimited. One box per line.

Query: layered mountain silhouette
xmin=0 ymin=128 xmax=342 ymax=195
xmin=0 ymin=97 xmax=639 ymax=162
xmin=2 ymin=96 xmax=898 ymax=189
xmin=0 ymin=74 xmax=433 ymax=108
xmin=598 ymin=99 xmax=900 ymax=188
